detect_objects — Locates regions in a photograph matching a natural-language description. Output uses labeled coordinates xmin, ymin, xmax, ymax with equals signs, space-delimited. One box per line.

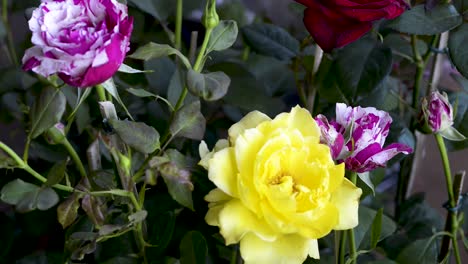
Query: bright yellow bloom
xmin=200 ymin=106 xmax=362 ymax=264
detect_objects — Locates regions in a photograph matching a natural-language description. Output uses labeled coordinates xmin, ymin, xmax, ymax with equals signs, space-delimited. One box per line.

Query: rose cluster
xmin=22 ymin=0 xmax=133 ymax=88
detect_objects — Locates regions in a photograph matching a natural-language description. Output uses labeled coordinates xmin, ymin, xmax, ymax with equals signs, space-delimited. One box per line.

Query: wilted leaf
xmin=57 ymin=193 xmax=81 ymax=228
xmin=186 ymin=70 xmax=230 ymax=101
xmin=81 ymin=195 xmax=106 ymax=226
xmin=29 ymin=86 xmax=66 ymax=138
xmin=109 ymin=119 xmax=160 ymax=154
xmin=170 ymin=101 xmax=206 ymax=140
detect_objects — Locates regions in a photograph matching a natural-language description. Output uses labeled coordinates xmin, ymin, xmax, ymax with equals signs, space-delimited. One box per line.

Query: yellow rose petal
xmin=239 ymin=233 xmax=318 ymax=264
xmin=331 ymin=178 xmax=362 ymax=230
xmin=205 ymin=188 xmax=231 ymax=203
xmin=261 ymin=106 xmax=320 ymax=142
xmin=228 ymin=111 xmax=271 ymax=145
xmin=216 ymin=199 xmax=277 ymax=244
xmin=208 ymin=147 xmax=239 ymax=197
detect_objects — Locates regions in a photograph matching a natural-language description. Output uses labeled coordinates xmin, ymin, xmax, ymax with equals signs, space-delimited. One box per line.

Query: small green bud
xmin=117 ymin=151 xmax=132 ymax=176
xmin=202 ymin=0 xmax=219 ymax=30
xmin=44 ymin=123 xmax=66 ymax=145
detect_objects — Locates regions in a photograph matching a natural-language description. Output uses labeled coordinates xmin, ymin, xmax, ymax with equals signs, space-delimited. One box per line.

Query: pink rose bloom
xmin=22 ymin=0 xmax=133 ymax=88
xmin=316 ymin=103 xmax=413 ymax=173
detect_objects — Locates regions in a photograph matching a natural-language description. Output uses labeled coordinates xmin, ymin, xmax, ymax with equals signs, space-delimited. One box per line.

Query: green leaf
xmin=335 ymin=36 xmax=393 ymax=102
xmin=0 ymin=179 xmax=39 ymax=205
xmin=446 ymin=92 xmax=468 ymax=151
xmin=449 ymin=23 xmax=468 ymax=79
xmin=387 ymin=4 xmax=462 ymax=35
xmin=100 ymin=78 xmax=133 ymax=120
xmin=127 ymin=88 xmax=158 ymax=98
xmin=370 ymin=208 xmax=383 ymax=249
xmin=57 ymin=193 xmax=81 ymax=228
xmin=147 ymin=211 xmax=176 ymax=256
xmin=129 ymin=42 xmax=191 ymax=69
xmin=29 ymin=86 xmax=66 ymax=138
xmin=127 ymin=0 xmax=175 ymax=21
xmin=128 ymin=210 xmax=148 ymax=224
xmin=45 ymin=160 xmax=67 ymax=186
xmin=396 ymin=237 xmax=437 ymax=264
xmin=439 ymin=126 xmax=466 ymax=141
xmin=0 ymin=150 xmax=16 ymax=168
xmin=180 ymin=231 xmax=208 ymax=264
xmin=186 ymin=70 xmax=230 ymax=101
xmin=170 ymin=101 xmax=206 ymax=140
xmin=354 ymin=206 xmax=397 ymax=249
xmin=36 ymin=187 xmax=59 ymax=210
xmin=357 ymin=172 xmax=375 ymax=195
xmin=118 ymin=63 xmax=151 ymax=74
xmin=206 ymin=20 xmax=238 ymax=53
xmin=109 ymin=119 xmax=160 ymax=154
xmin=209 ymin=62 xmax=286 ymax=116
xmin=242 ymin=23 xmax=300 ymax=60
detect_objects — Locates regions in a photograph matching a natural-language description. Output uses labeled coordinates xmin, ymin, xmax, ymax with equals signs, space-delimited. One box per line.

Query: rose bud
xmin=317 ymin=103 xmax=413 ymax=173
xmin=295 ymin=0 xmax=409 ymax=52
xmin=421 ymin=91 xmax=466 ymax=141
xmin=22 ymin=0 xmax=133 ymax=88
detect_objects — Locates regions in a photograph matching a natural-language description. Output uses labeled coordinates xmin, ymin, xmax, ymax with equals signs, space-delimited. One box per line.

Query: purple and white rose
xmin=22 ymin=0 xmax=133 ymax=88
xmin=316 ymin=103 xmax=413 ymax=173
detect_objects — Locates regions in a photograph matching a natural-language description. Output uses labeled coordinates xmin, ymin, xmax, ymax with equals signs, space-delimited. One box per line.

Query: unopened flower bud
xmin=44 ymin=123 xmax=66 ymax=145
xmin=202 ymin=0 xmax=219 ymax=30
xmin=421 ymin=91 xmax=453 ymax=133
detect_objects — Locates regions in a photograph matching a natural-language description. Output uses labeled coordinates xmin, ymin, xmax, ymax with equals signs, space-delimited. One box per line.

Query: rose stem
xmin=175 ymin=0 xmax=183 ymax=51
xmin=347 ymin=172 xmax=357 ymax=264
xmin=62 ymin=137 xmax=87 ymax=179
xmin=0 ymin=141 xmax=74 ymax=192
xmin=435 ymin=134 xmax=462 ymax=264
xmin=95 ymin=84 xmax=107 ymax=102
xmin=395 ymin=34 xmax=439 ymax=217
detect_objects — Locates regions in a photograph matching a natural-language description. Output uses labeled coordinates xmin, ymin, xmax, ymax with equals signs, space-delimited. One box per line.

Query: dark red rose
xmin=296 ymin=0 xmax=408 ymax=52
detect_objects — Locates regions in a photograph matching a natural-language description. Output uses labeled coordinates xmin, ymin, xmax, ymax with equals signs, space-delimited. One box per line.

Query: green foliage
xmin=449 ymin=23 xmax=468 ymax=79
xmin=388 ymin=4 xmax=462 ymax=35
xmin=110 ymin=119 xmax=160 ymax=154
xmin=29 ymin=86 xmax=66 ymax=139
xmin=242 ymin=23 xmax=300 ymax=60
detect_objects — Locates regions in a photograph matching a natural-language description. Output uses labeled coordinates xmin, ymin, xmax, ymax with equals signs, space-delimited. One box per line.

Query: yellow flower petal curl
xmin=239 ymin=233 xmax=319 ymax=264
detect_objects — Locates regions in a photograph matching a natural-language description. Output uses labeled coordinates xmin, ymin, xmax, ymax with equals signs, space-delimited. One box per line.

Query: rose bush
xmin=199 ymin=106 xmax=362 ymax=264
xmin=295 ymin=0 xmax=408 ymax=52
xmin=22 ymin=0 xmax=133 ymax=88
xmin=316 ymin=103 xmax=412 ymax=173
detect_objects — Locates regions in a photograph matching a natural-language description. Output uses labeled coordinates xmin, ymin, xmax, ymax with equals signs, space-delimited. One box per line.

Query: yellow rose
xmin=200 ymin=106 xmax=362 ymax=264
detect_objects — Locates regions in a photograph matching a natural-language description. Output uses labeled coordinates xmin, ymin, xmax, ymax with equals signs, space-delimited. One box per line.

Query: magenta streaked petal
xmin=22 ymin=0 xmax=133 ymax=88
